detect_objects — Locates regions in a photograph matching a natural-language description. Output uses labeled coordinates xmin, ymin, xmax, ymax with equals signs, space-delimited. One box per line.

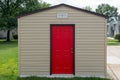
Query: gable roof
xmin=17 ymin=3 xmax=108 ymax=19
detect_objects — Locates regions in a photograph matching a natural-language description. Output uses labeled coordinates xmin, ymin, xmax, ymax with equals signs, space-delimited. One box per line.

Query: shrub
xmin=114 ymin=33 xmax=120 ymax=42
xmin=13 ymin=34 xmax=18 ymax=39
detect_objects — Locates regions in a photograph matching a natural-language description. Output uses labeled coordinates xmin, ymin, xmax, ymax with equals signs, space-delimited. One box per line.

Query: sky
xmin=42 ymin=0 xmax=120 ymax=13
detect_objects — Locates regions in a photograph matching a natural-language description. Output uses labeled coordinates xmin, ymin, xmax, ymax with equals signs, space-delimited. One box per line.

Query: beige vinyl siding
xmin=18 ymin=5 xmax=106 ymax=77
xmin=19 ymin=23 xmax=50 ymax=75
xmin=104 ymin=19 xmax=107 ymax=77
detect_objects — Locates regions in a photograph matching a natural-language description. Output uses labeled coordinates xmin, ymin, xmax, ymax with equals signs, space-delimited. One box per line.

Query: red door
xmin=51 ymin=25 xmax=74 ymax=74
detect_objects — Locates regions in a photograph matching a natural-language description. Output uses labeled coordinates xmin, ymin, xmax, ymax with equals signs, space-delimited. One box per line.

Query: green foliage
xmin=114 ymin=34 xmax=120 ymax=42
xmin=19 ymin=0 xmax=51 ymax=14
xmin=13 ymin=34 xmax=18 ymax=39
xmin=0 ymin=0 xmax=50 ymax=41
xmin=39 ymin=0 xmax=51 ymax=8
xmin=83 ymin=6 xmax=92 ymax=11
xmin=0 ymin=17 xmax=17 ymax=30
xmin=24 ymin=0 xmax=41 ymax=12
xmin=0 ymin=0 xmax=25 ymax=41
xmin=96 ymin=4 xmax=118 ymax=18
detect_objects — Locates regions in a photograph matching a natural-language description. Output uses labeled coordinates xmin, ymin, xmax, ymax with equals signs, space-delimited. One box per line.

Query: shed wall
xmin=18 ymin=5 xmax=106 ymax=77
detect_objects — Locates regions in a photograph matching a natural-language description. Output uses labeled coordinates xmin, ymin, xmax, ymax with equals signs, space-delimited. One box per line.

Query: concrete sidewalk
xmin=107 ymin=46 xmax=120 ymax=80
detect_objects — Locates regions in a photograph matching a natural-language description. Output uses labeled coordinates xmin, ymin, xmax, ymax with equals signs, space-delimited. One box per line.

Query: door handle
xmin=71 ymin=48 xmax=73 ymax=53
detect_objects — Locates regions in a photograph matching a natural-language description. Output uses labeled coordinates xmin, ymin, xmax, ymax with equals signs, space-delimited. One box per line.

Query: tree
xmin=96 ymin=4 xmax=118 ymax=18
xmin=118 ymin=14 xmax=120 ymax=21
xmin=0 ymin=0 xmax=24 ymax=41
xmin=20 ymin=0 xmax=50 ymax=13
xmin=83 ymin=6 xmax=92 ymax=11
xmin=0 ymin=0 xmax=50 ymax=41
xmin=39 ymin=0 xmax=51 ymax=8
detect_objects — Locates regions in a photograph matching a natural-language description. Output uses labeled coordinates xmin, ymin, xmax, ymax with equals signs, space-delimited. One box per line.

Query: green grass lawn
xmin=107 ymin=39 xmax=120 ymax=46
xmin=0 ymin=40 xmax=18 ymax=80
xmin=0 ymin=40 xmax=110 ymax=80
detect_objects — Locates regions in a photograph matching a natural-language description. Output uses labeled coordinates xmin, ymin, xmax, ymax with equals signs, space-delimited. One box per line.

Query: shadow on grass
xmin=0 ymin=40 xmax=18 ymax=50
xmin=18 ymin=76 xmax=110 ymax=80
xmin=0 ymin=75 xmax=17 ymax=80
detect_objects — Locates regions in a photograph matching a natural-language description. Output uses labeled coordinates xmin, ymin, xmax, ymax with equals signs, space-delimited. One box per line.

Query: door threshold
xmin=50 ymin=74 xmax=74 ymax=78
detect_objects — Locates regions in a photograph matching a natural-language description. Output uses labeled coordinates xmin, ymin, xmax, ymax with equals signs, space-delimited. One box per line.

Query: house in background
xmin=107 ymin=17 xmax=120 ymax=37
xmin=0 ymin=30 xmax=6 ymax=39
xmin=0 ymin=29 xmax=17 ymax=39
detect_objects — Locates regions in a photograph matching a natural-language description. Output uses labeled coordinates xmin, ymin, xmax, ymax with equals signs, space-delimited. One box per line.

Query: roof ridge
xmin=17 ymin=3 xmax=108 ymax=19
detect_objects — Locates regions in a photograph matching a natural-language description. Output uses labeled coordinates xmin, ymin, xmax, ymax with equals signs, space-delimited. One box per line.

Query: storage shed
xmin=18 ymin=4 xmax=107 ymax=77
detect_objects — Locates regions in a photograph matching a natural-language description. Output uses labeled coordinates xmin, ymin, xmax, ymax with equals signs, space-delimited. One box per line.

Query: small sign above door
xmin=57 ymin=12 xmax=68 ymax=18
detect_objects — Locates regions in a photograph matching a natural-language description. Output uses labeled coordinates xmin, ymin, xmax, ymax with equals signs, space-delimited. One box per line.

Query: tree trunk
xmin=6 ymin=30 xmax=10 ymax=42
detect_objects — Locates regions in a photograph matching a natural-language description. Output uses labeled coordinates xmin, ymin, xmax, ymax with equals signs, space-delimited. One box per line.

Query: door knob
xmin=71 ymin=48 xmax=73 ymax=53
